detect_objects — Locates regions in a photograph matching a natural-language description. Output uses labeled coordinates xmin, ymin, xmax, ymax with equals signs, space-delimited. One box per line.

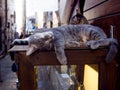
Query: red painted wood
xmin=15 ymin=48 xmax=117 ymax=90
xmin=18 ymin=48 xmax=108 ymax=65
xmin=84 ymin=0 xmax=120 ymax=20
xmin=84 ymin=0 xmax=107 ymax=11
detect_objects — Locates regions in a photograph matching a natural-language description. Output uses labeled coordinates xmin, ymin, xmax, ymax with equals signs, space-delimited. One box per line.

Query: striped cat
xmin=12 ymin=24 xmax=118 ymax=64
xmin=69 ymin=9 xmax=89 ymax=25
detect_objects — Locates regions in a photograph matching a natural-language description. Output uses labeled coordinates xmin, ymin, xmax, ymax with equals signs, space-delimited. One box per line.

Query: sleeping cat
xmin=12 ymin=24 xmax=118 ymax=64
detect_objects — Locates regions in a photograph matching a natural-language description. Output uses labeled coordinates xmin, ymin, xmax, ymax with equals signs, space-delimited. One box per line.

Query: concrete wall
xmin=59 ymin=0 xmax=67 ymax=24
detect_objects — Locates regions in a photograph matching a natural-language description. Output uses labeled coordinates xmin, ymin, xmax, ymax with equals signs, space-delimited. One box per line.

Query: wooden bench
xmin=9 ymin=45 xmax=118 ymax=90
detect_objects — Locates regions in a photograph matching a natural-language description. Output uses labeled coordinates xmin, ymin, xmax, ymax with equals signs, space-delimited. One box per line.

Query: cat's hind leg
xmin=86 ymin=38 xmax=118 ymax=49
xmin=86 ymin=39 xmax=111 ymax=49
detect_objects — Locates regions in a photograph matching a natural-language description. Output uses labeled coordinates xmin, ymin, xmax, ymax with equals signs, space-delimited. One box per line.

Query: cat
xmin=12 ymin=24 xmax=118 ymax=64
xmin=69 ymin=13 xmax=89 ymax=25
xmin=69 ymin=9 xmax=89 ymax=25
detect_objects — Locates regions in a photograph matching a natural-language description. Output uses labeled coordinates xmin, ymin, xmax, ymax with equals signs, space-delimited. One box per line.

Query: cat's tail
xmin=105 ymin=39 xmax=118 ymax=63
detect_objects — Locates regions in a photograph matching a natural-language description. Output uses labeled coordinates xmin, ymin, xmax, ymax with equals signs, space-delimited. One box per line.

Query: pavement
xmin=0 ymin=55 xmax=53 ymax=90
xmin=0 ymin=55 xmax=18 ymax=90
xmin=0 ymin=54 xmax=70 ymax=90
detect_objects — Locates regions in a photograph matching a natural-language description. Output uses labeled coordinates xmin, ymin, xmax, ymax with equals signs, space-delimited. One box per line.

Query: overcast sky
xmin=15 ymin=0 xmax=58 ymax=34
xmin=26 ymin=0 xmax=58 ymax=16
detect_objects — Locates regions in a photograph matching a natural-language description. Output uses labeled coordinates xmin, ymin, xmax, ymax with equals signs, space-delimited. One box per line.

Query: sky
xmin=26 ymin=0 xmax=58 ymax=16
xmin=15 ymin=0 xmax=58 ymax=34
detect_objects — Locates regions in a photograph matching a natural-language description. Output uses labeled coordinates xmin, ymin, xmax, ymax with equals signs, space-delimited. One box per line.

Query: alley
xmin=0 ymin=55 xmax=18 ymax=90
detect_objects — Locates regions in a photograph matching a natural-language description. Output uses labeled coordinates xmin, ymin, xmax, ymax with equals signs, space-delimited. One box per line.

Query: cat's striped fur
xmin=12 ymin=24 xmax=118 ymax=64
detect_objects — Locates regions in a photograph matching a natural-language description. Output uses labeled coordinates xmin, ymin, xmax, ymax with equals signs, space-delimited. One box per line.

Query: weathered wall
xmin=0 ymin=0 xmax=5 ymax=51
xmin=0 ymin=0 xmax=16 ymax=51
xmin=84 ymin=0 xmax=120 ymax=41
xmin=84 ymin=0 xmax=120 ymax=90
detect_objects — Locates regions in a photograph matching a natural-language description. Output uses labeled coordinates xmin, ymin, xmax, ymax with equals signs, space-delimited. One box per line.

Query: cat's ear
xmin=26 ymin=44 xmax=37 ymax=56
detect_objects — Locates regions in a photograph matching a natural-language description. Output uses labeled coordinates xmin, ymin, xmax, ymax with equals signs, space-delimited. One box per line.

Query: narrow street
xmin=0 ymin=55 xmax=18 ymax=90
xmin=0 ymin=55 xmax=54 ymax=90
xmin=0 ymin=0 xmax=120 ymax=90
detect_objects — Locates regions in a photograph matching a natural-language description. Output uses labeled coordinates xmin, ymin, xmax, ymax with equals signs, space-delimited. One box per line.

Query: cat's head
xmin=26 ymin=31 xmax=54 ymax=56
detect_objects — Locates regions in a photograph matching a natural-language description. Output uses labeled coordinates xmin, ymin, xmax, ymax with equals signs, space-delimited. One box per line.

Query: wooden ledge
xmin=11 ymin=46 xmax=117 ymax=90
xmin=12 ymin=45 xmax=109 ymax=65
xmin=8 ymin=45 xmax=29 ymax=52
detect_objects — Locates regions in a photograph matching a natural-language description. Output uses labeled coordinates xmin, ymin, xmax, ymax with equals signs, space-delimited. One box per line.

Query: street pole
xmin=21 ymin=0 xmax=26 ymax=38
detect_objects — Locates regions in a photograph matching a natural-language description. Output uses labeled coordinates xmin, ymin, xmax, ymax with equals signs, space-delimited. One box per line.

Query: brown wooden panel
xmin=15 ymin=48 xmax=118 ymax=90
xmin=99 ymin=62 xmax=108 ymax=90
xmin=84 ymin=0 xmax=108 ymax=11
xmin=84 ymin=0 xmax=120 ymax=20
xmin=17 ymin=48 xmax=108 ymax=65
xmin=62 ymin=0 xmax=78 ymax=24
xmin=89 ymin=13 xmax=120 ymax=90
xmin=89 ymin=13 xmax=120 ymax=42
xmin=106 ymin=61 xmax=117 ymax=90
xmin=8 ymin=45 xmax=28 ymax=52
xmin=99 ymin=60 xmax=117 ymax=90
xmin=17 ymin=55 xmax=37 ymax=90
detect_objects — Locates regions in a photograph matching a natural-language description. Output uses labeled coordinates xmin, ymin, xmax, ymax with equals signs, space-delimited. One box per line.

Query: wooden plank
xmin=8 ymin=45 xmax=28 ymax=52
xmin=15 ymin=48 xmax=118 ymax=90
xmin=84 ymin=0 xmax=120 ymax=20
xmin=117 ymin=64 xmax=120 ymax=90
xmin=62 ymin=0 xmax=78 ymax=24
xmin=89 ymin=13 xmax=120 ymax=41
xmin=106 ymin=60 xmax=117 ymax=90
xmin=17 ymin=54 xmax=37 ymax=90
xmin=99 ymin=62 xmax=108 ymax=90
xmin=99 ymin=60 xmax=117 ymax=90
xmin=88 ymin=12 xmax=120 ymax=90
xmin=8 ymin=45 xmax=96 ymax=52
xmin=84 ymin=0 xmax=108 ymax=11
xmin=17 ymin=48 xmax=108 ymax=65
xmin=75 ymin=65 xmax=84 ymax=84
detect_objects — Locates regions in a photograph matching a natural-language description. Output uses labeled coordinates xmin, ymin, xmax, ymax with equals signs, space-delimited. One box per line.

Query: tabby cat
xmin=69 ymin=9 xmax=89 ymax=25
xmin=12 ymin=24 xmax=118 ymax=64
xmin=69 ymin=13 xmax=89 ymax=25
